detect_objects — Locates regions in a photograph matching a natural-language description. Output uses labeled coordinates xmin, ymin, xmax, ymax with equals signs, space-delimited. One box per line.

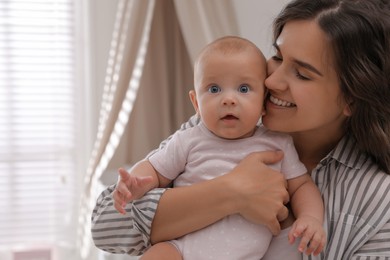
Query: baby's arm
xmin=287 ymin=174 xmax=326 ymax=256
xmin=113 ymin=160 xmax=172 ymax=214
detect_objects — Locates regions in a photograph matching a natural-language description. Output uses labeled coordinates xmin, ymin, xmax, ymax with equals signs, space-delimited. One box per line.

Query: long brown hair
xmin=273 ymin=0 xmax=390 ymax=173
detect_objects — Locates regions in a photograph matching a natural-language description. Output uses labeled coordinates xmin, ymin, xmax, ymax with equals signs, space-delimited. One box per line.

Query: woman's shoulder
xmin=327 ymin=135 xmax=390 ymax=214
xmin=329 ymin=134 xmax=389 ymax=175
xmin=179 ymin=114 xmax=201 ymax=131
xmin=318 ymin=134 xmax=390 ymax=204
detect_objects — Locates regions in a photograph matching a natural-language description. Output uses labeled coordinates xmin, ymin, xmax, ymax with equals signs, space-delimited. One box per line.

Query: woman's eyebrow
xmin=273 ymin=42 xmax=323 ymax=77
xmin=293 ymin=59 xmax=323 ymax=77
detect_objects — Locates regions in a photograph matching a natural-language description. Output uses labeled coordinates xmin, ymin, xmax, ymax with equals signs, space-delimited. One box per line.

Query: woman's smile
xmin=269 ymin=95 xmax=295 ymax=107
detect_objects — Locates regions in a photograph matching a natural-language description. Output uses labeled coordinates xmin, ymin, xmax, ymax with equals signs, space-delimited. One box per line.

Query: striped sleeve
xmin=91 ymin=185 xmax=167 ymax=255
xmin=91 ymin=115 xmax=200 ymax=255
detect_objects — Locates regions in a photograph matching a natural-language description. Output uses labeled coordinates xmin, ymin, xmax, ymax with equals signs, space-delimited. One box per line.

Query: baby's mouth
xmin=221 ymin=114 xmax=238 ymax=120
xmin=269 ymin=95 xmax=296 ymax=107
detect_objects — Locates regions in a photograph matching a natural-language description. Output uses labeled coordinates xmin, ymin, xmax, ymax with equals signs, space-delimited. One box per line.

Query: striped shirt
xmin=91 ymin=116 xmax=390 ymax=259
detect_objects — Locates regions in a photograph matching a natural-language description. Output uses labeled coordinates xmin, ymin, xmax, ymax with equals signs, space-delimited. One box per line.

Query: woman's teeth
xmin=269 ymin=95 xmax=295 ymax=107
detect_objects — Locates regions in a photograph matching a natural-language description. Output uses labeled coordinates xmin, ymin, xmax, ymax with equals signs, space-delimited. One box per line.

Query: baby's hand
xmin=288 ymin=215 xmax=326 ymax=256
xmin=113 ymin=168 xmax=153 ymax=215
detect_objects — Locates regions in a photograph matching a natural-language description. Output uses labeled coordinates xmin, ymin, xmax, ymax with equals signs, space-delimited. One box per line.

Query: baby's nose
xmin=222 ymin=95 xmax=237 ymax=105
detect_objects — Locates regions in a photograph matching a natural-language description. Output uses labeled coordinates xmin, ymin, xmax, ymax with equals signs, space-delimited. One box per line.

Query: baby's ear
xmin=262 ymin=88 xmax=268 ymax=116
xmin=189 ymin=90 xmax=199 ymax=114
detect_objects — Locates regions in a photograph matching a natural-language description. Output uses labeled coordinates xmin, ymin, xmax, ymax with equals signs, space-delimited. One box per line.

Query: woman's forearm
xmin=150 ymin=176 xmax=235 ymax=243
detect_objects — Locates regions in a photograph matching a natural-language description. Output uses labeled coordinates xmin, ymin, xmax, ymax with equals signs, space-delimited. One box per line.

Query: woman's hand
xmin=224 ymin=151 xmax=289 ymax=235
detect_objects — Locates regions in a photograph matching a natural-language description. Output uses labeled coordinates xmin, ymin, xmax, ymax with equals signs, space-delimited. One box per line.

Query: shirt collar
xmin=320 ymin=134 xmax=366 ymax=170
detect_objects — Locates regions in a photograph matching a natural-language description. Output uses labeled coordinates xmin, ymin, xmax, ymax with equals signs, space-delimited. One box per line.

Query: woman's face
xmin=263 ymin=19 xmax=351 ymax=138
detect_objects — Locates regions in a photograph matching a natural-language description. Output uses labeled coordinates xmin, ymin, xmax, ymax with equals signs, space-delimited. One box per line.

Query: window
xmin=0 ymin=0 xmax=84 ymax=254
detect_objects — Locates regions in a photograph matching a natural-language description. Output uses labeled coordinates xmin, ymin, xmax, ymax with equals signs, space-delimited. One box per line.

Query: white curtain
xmin=78 ymin=0 xmax=239 ymax=258
xmin=173 ymin=0 xmax=239 ymax=63
xmin=78 ymin=0 xmax=156 ymax=257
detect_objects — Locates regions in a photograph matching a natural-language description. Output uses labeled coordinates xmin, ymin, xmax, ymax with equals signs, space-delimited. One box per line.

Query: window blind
xmin=0 ymin=0 xmax=79 ymax=248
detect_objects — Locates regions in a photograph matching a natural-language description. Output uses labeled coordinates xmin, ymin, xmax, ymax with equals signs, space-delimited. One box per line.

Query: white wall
xmin=232 ymin=0 xmax=290 ymax=58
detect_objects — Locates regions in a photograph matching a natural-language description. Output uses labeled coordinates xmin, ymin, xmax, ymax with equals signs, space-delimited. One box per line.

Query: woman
xmin=91 ymin=0 xmax=390 ymax=258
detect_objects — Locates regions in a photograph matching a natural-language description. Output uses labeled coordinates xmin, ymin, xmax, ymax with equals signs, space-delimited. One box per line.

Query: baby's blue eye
xmin=208 ymin=85 xmax=221 ymax=93
xmin=239 ymin=85 xmax=249 ymax=93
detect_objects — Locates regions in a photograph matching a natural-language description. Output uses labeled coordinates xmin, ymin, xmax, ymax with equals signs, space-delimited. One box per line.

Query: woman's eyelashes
xmin=271 ymin=54 xmax=311 ymax=81
xmin=295 ymin=71 xmax=310 ymax=80
xmin=272 ymin=55 xmax=283 ymax=62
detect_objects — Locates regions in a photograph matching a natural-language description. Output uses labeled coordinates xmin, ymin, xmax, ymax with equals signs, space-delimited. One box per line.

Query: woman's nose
xmin=265 ymin=61 xmax=288 ymax=91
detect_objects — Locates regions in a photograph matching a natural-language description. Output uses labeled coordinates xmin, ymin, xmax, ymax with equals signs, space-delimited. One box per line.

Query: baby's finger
xmin=298 ymin=231 xmax=312 ymax=254
xmin=292 ymin=222 xmax=307 ymax=238
xmin=113 ymin=190 xmax=126 ymax=214
xmin=113 ymin=190 xmax=126 ymax=207
xmin=118 ymin=168 xmax=131 ymax=181
xmin=114 ymin=200 xmax=126 ymax=215
xmin=304 ymin=228 xmax=326 ymax=255
xmin=116 ymin=181 xmax=132 ymax=201
xmin=306 ymin=230 xmax=324 ymax=255
xmin=288 ymin=223 xmax=298 ymax=244
xmin=305 ymin=236 xmax=320 ymax=255
xmin=312 ymin=234 xmax=326 ymax=256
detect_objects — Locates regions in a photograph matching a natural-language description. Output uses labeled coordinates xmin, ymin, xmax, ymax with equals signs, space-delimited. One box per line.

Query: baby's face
xmin=190 ymin=50 xmax=267 ymax=139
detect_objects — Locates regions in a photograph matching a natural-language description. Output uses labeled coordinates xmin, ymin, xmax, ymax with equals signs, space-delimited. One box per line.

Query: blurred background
xmin=0 ymin=0 xmax=289 ymax=259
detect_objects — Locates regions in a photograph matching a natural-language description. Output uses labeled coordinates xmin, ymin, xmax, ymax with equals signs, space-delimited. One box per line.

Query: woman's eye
xmin=208 ymin=85 xmax=221 ymax=93
xmin=239 ymin=85 xmax=250 ymax=93
xmin=272 ymin=55 xmax=282 ymax=62
xmin=296 ymin=71 xmax=310 ymax=80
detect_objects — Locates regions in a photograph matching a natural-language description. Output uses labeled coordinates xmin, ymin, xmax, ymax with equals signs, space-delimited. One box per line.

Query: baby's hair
xmin=195 ymin=36 xmax=265 ymax=67
xmin=194 ymin=36 xmax=266 ymax=82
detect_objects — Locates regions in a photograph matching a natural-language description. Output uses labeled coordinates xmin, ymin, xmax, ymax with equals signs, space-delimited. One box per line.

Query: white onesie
xmin=149 ymin=122 xmax=306 ymax=260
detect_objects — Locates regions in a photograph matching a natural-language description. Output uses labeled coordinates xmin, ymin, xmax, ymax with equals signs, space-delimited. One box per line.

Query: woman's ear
xmin=343 ymin=101 xmax=353 ymax=117
xmin=189 ymin=90 xmax=200 ymax=115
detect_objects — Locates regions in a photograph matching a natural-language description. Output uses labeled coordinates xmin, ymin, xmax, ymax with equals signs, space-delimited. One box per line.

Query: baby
xmin=114 ymin=36 xmax=325 ymax=260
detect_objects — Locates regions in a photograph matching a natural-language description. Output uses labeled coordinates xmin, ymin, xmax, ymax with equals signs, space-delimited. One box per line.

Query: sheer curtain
xmin=0 ymin=0 xmax=86 ymax=258
xmin=79 ymin=0 xmax=239 ymax=258
xmin=173 ymin=0 xmax=239 ymax=63
xmin=78 ymin=0 xmax=157 ymax=258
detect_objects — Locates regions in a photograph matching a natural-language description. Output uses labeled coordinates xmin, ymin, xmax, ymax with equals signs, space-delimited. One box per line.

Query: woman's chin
xmin=262 ymin=116 xmax=279 ymax=130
